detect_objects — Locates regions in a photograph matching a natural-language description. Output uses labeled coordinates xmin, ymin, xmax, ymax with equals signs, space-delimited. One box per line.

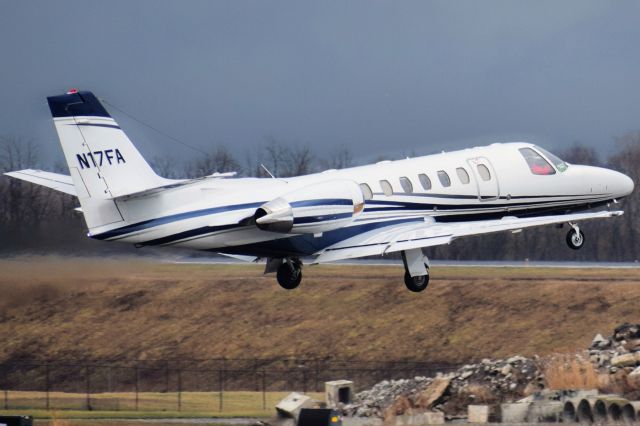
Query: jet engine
xmin=254 ymin=180 xmax=365 ymax=234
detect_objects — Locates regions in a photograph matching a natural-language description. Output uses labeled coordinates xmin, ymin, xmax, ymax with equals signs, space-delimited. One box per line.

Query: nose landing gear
xmin=566 ymin=223 xmax=585 ymax=250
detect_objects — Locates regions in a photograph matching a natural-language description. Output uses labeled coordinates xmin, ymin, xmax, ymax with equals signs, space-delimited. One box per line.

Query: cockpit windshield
xmin=519 ymin=148 xmax=555 ymax=175
xmin=535 ymin=146 xmax=568 ymax=172
xmin=519 ymin=146 xmax=569 ymax=175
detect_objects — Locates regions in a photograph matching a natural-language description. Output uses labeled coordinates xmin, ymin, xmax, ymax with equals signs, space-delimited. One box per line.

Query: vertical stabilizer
xmin=47 ymin=90 xmax=167 ymax=231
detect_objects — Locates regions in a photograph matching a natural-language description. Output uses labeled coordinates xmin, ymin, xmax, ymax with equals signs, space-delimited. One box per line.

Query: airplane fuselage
xmin=89 ymin=142 xmax=632 ymax=258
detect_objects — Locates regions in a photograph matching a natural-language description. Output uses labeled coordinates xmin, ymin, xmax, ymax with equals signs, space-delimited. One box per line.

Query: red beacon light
xmin=66 ymin=88 xmax=79 ymax=94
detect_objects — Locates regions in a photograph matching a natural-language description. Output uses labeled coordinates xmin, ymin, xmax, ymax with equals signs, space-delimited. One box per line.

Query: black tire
xmin=566 ymin=228 xmax=585 ymax=250
xmin=276 ymin=260 xmax=302 ymax=290
xmin=404 ymin=270 xmax=429 ymax=292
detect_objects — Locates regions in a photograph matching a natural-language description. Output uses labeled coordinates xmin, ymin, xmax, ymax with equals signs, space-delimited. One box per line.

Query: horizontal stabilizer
xmin=4 ymin=169 xmax=77 ymax=196
xmin=105 ymin=172 xmax=238 ymax=200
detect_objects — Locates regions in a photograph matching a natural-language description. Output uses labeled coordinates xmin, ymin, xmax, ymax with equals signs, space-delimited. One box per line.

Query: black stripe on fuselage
xmin=363 ymin=194 xmax=611 ymax=213
xmin=370 ymin=192 xmax=607 ymax=200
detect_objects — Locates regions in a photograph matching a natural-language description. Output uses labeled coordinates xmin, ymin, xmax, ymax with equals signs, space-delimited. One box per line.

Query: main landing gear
xmin=401 ymin=249 xmax=430 ymax=292
xmin=267 ymin=257 xmax=303 ymax=290
xmin=566 ymin=223 xmax=585 ymax=250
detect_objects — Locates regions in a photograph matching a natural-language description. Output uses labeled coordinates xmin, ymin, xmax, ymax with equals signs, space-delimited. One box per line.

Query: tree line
xmin=1 ymin=134 xmax=639 ymax=261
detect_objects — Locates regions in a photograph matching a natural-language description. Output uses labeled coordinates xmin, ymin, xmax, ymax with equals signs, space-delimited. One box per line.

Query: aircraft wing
xmin=314 ymin=210 xmax=623 ymax=263
xmin=4 ymin=169 xmax=77 ymax=196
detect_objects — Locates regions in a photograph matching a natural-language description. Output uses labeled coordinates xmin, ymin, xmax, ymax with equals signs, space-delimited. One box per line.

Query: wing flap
xmin=314 ymin=210 xmax=623 ymax=263
xmin=4 ymin=169 xmax=77 ymax=196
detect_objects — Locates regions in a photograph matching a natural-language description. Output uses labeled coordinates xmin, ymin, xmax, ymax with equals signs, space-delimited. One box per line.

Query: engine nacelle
xmin=254 ymin=180 xmax=365 ymax=234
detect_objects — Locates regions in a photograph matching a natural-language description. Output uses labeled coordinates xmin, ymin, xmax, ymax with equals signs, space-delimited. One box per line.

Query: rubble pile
xmin=344 ymin=355 xmax=542 ymax=418
xmin=344 ymin=323 xmax=640 ymax=421
xmin=588 ymin=322 xmax=640 ymax=376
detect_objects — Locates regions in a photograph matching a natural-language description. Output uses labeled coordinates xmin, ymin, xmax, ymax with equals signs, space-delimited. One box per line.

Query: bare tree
xmin=282 ymin=145 xmax=314 ymax=177
xmin=560 ymin=143 xmax=601 ymax=166
xmin=151 ymin=155 xmax=184 ymax=179
xmin=184 ymin=146 xmax=241 ymax=178
xmin=0 ymin=137 xmax=56 ymax=225
xmin=262 ymin=137 xmax=289 ymax=177
xmin=252 ymin=137 xmax=316 ymax=177
xmin=320 ymin=145 xmax=354 ymax=170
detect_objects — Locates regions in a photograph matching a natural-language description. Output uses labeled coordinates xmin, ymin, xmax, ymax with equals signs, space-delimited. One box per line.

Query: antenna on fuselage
xmin=261 ymin=164 xmax=276 ymax=179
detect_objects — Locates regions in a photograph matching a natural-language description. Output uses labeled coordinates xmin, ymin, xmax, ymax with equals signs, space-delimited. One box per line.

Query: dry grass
xmin=39 ymin=422 xmax=227 ymax=426
xmin=0 ymin=389 xmax=321 ymax=415
xmin=1 ymin=257 xmax=640 ymax=363
xmin=541 ymin=354 xmax=601 ymax=390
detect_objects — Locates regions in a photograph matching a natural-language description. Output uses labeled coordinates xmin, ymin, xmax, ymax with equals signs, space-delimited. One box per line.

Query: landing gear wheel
xmin=276 ymin=259 xmax=302 ymax=290
xmin=566 ymin=228 xmax=585 ymax=250
xmin=404 ymin=269 xmax=430 ymax=292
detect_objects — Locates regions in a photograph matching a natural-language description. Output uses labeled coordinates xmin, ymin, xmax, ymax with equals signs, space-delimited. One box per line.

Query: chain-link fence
xmin=0 ymin=358 xmax=455 ymax=412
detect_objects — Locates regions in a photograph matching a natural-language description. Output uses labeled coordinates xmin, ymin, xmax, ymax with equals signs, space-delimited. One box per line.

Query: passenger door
xmin=467 ymin=157 xmax=499 ymax=201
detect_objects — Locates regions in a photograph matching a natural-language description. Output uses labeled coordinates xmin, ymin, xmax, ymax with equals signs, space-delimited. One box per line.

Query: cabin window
xmin=399 ymin=177 xmax=413 ymax=193
xmin=519 ymin=147 xmax=556 ymax=175
xmin=456 ymin=167 xmax=470 ymax=184
xmin=418 ymin=173 xmax=432 ymax=190
xmin=359 ymin=183 xmax=373 ymax=200
xmin=380 ymin=180 xmax=393 ymax=196
xmin=477 ymin=164 xmax=491 ymax=181
xmin=437 ymin=171 xmax=451 ymax=187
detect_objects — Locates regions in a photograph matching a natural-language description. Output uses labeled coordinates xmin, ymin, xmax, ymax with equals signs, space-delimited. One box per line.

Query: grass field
xmin=0 ymin=389 xmax=323 ymax=423
xmin=1 ymin=257 xmax=639 ymax=364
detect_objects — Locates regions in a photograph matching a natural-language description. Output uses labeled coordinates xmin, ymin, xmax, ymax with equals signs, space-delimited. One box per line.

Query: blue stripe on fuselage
xmin=290 ymin=198 xmax=352 ymax=207
xmin=293 ymin=212 xmax=353 ymax=224
xmin=91 ymin=201 xmax=265 ymax=240
xmin=92 ymin=198 xmax=354 ymax=241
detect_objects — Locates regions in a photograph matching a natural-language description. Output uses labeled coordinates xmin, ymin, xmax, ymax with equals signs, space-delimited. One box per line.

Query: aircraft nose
xmin=621 ymin=173 xmax=634 ymax=197
xmin=613 ymin=170 xmax=634 ymax=198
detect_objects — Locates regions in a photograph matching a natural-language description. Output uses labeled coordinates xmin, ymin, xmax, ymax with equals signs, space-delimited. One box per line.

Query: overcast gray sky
xmin=1 ymin=1 xmax=639 ymax=166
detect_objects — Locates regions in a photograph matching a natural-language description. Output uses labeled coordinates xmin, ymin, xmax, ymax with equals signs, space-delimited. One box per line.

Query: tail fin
xmin=48 ymin=90 xmax=168 ymax=231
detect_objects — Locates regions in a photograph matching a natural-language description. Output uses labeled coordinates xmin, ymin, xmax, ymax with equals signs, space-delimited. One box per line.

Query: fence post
xmin=85 ymin=365 xmax=91 ymax=411
xmin=45 ymin=364 xmax=50 ymax=411
xmin=165 ymin=362 xmax=170 ymax=393
xmin=254 ymin=358 xmax=259 ymax=391
xmin=177 ymin=369 xmax=182 ymax=412
xmin=262 ymin=370 xmax=266 ymax=410
xmin=218 ymin=369 xmax=223 ymax=412
xmin=3 ymin=364 xmax=8 ymax=410
xmin=107 ymin=365 xmax=112 ymax=393
xmin=135 ymin=364 xmax=139 ymax=411
xmin=302 ymin=368 xmax=307 ymax=394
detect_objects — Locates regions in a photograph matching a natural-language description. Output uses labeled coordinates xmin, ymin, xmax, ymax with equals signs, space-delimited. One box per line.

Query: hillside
xmin=1 ymin=257 xmax=639 ymax=364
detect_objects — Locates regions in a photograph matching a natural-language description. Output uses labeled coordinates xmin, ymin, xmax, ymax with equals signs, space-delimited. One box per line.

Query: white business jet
xmin=5 ymin=90 xmax=634 ymax=292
